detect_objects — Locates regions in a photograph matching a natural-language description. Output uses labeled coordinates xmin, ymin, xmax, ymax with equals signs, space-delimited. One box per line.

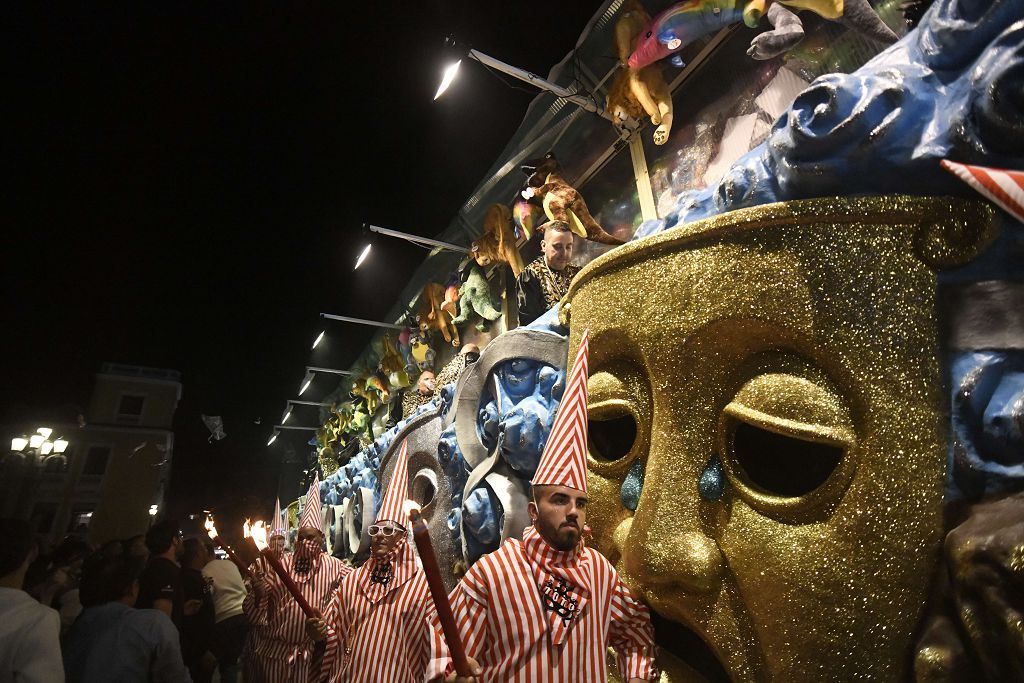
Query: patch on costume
xmin=541 ymin=576 xmax=580 ymax=626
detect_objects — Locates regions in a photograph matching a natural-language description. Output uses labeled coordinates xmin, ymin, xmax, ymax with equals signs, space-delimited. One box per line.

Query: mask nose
xmin=625 ymin=525 xmax=724 ymax=595
xmin=619 ymin=430 xmax=725 ymax=595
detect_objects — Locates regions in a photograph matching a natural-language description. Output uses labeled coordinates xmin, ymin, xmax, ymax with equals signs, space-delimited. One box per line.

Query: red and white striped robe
xmin=427 ymin=526 xmax=658 ymax=682
xmin=243 ymin=552 xmax=351 ymax=682
xmin=322 ymin=541 xmax=436 ymax=683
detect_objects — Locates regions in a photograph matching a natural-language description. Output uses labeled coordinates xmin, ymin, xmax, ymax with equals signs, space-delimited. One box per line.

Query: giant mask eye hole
xmin=730 ymin=422 xmax=844 ymax=496
xmin=585 ymin=364 xmax=651 ymax=487
xmin=411 ymin=468 xmax=438 ymax=509
xmin=719 ymin=371 xmax=857 ymax=520
xmin=589 ymin=408 xmax=638 ymax=463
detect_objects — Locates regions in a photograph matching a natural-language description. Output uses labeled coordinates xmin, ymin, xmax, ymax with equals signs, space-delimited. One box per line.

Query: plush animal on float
xmin=452 ymin=264 xmax=503 ymax=331
xmin=607 ymin=0 xmax=675 ymax=145
xmin=318 ymin=401 xmax=361 ymax=465
xmin=512 ymin=197 xmax=541 ymax=241
xmin=440 ymin=274 xmax=461 ymax=320
xmin=417 ymin=281 xmax=460 ymax=347
xmin=521 ymin=152 xmax=626 ymax=245
xmin=627 ymin=0 xmax=899 ymax=68
xmin=409 ymin=330 xmax=436 ymax=371
xmin=470 ymin=204 xmax=525 ymax=278
xmin=348 ymin=371 xmax=392 ymax=424
xmin=397 ymin=326 xmax=421 ymax=374
xmin=377 ymin=334 xmax=411 ymax=389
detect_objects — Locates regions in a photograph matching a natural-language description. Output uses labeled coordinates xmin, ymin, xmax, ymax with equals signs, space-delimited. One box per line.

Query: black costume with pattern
xmin=515 ymin=256 xmax=580 ymax=326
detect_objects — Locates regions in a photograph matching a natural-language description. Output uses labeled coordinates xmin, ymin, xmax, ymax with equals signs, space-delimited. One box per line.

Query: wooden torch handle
xmin=260 ymin=547 xmax=318 ymax=619
xmin=212 ymin=536 xmax=253 ymax=580
xmin=409 ymin=508 xmax=474 ymax=677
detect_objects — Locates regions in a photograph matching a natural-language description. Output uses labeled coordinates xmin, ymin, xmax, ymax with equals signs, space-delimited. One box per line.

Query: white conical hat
xmin=298 ymin=472 xmax=322 ymax=530
xmin=376 ymin=440 xmax=410 ymax=527
xmin=271 ymin=497 xmax=284 ymax=537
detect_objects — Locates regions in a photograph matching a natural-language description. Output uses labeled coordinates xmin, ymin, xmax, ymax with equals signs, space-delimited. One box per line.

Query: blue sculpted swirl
xmin=462 ymin=358 xmax=566 ymax=557
xmin=950 ymin=351 xmax=1024 ymax=500
xmin=438 ymin=425 xmax=469 ymax=506
xmin=636 ymin=0 xmax=1024 ymax=238
xmin=461 ymin=309 xmax=568 ymax=560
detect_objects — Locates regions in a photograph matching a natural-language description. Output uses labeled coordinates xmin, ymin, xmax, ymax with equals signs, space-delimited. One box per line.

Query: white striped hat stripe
xmin=942 ymin=159 xmax=1024 ymax=223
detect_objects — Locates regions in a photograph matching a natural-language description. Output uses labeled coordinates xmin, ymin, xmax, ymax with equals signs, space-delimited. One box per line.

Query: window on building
xmin=116 ymin=394 xmax=145 ymax=424
xmin=83 ymin=446 xmax=111 ymax=476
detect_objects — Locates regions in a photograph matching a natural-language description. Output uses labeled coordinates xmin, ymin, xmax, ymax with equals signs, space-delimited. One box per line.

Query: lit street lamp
xmin=8 ymin=427 xmax=71 ymax=469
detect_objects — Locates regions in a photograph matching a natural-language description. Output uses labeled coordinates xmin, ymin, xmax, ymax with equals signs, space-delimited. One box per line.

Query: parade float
xmin=279 ymin=0 xmax=1022 ymax=679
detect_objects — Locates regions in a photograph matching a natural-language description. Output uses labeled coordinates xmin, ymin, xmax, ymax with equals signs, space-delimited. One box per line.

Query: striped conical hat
xmin=532 ymin=329 xmax=590 ymax=493
xmin=376 ymin=439 xmax=411 ymax=527
xmin=298 ymin=472 xmax=322 ymax=530
xmin=271 ymin=497 xmax=284 ymax=537
xmin=942 ymin=160 xmax=1024 ymax=223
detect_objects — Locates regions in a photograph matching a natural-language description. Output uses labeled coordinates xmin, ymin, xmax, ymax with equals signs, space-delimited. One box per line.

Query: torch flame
xmin=251 ymin=520 xmax=268 ymax=550
xmin=403 ymin=499 xmax=421 ymax=518
xmin=205 ymin=516 xmax=218 ymax=540
xmin=243 ymin=518 xmax=252 ymax=538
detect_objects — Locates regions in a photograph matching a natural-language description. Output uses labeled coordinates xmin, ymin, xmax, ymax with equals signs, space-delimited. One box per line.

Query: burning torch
xmin=205 ymin=516 xmax=254 ymax=579
xmin=234 ymin=517 xmax=318 ymax=620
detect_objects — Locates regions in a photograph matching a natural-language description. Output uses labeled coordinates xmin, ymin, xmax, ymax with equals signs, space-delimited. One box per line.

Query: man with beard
xmin=312 ymin=440 xmax=437 ymax=682
xmin=429 ymin=331 xmax=658 ymax=682
xmin=243 ymin=474 xmax=350 ymax=682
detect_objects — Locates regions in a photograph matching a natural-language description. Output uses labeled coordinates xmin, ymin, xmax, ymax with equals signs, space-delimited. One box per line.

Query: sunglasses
xmin=368 ymin=525 xmax=401 ymax=537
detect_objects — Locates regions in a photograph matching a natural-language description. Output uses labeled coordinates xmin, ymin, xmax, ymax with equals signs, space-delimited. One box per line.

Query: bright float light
xmin=312 ymin=330 xmax=326 ymax=350
xmin=267 ymin=431 xmax=279 ymax=446
xmin=149 ymin=504 xmax=159 ymax=517
xmin=53 ymin=438 xmax=69 ymax=454
xmin=299 ymin=372 xmax=314 ymax=396
xmin=29 ymin=434 xmax=44 ymax=449
xmin=354 ymin=243 xmax=372 ymax=270
xmin=11 ymin=437 xmax=28 ymax=452
xmin=281 ymin=407 xmax=292 ymax=424
xmin=37 ymin=427 xmax=53 ymax=439
xmin=434 ymin=59 xmax=461 ymax=100
xmin=205 ymin=516 xmax=218 ymax=539
xmin=40 ymin=441 xmax=54 ymax=455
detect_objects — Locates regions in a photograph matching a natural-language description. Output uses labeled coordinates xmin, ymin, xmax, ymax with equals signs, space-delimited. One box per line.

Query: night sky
xmin=4 ymin=2 xmax=604 ymax=525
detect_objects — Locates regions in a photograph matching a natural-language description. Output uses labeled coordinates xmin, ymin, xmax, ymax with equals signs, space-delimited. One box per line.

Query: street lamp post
xmin=3 ymin=427 xmax=72 ymax=528
xmin=8 ymin=427 xmax=71 ymax=470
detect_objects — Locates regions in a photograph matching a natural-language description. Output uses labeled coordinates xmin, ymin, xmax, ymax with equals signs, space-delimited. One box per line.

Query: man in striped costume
xmin=429 ymin=329 xmax=659 ymax=682
xmin=314 ymin=439 xmax=437 ymax=682
xmin=243 ymin=473 xmax=351 ymax=682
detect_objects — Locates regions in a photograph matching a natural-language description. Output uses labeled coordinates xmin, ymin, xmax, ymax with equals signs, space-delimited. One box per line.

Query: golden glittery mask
xmin=561 ymin=196 xmax=997 ymax=681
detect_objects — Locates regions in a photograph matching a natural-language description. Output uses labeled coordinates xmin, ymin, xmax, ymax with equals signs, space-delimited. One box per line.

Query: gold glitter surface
xmin=564 ymin=196 xmax=997 ymax=681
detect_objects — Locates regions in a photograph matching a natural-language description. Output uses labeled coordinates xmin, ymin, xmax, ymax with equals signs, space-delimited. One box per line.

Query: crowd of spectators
xmin=0 ymin=517 xmax=249 ymax=682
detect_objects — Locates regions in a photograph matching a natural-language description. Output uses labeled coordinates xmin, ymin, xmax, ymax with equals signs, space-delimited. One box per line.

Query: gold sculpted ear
xmin=718 ymin=366 xmax=857 ymax=523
